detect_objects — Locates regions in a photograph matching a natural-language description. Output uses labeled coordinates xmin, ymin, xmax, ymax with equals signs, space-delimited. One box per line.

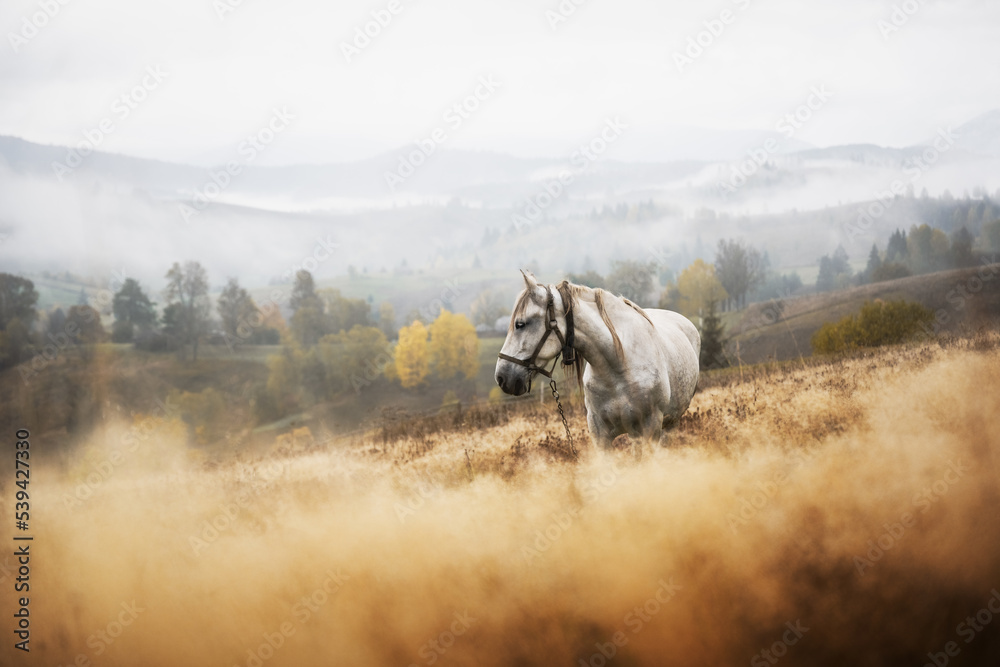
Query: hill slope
xmin=731 ymin=262 xmax=1000 ymax=363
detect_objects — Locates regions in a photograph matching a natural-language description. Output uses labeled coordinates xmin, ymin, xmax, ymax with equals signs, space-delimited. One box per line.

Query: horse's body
xmin=495 ymin=272 xmax=700 ymax=450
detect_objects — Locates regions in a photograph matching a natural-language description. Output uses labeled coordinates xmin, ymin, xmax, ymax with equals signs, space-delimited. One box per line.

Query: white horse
xmin=495 ymin=271 xmax=700 ymax=451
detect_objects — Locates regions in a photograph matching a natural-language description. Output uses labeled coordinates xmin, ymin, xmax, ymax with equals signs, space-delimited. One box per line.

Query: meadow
xmin=2 ymin=333 xmax=1000 ymax=666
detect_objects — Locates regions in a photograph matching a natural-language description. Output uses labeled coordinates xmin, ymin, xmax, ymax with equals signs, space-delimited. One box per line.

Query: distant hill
xmin=929 ymin=109 xmax=1000 ymax=158
xmin=731 ymin=262 xmax=1000 ymax=363
xmin=3 ymin=109 xmax=999 ymax=209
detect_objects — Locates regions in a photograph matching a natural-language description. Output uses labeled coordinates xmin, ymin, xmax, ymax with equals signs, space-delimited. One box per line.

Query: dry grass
xmin=4 ymin=334 xmax=1000 ymax=665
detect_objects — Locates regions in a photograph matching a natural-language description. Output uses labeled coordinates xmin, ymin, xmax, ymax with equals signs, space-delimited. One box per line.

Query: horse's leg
xmin=588 ymin=411 xmax=616 ymax=451
xmin=658 ymin=409 xmax=681 ymax=448
xmin=632 ymin=413 xmax=663 ymax=461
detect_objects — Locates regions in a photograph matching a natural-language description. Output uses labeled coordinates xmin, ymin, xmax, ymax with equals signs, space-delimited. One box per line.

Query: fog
xmin=2 ymin=128 xmax=999 ymax=299
xmin=1 ymin=0 xmax=999 ymax=298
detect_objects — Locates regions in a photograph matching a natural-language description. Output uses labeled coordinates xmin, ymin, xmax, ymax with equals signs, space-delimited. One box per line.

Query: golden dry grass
xmin=4 ymin=335 xmax=1000 ymax=666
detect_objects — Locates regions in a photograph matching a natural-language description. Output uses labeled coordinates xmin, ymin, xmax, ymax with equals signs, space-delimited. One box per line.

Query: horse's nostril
xmin=496 ymin=374 xmax=506 ymax=389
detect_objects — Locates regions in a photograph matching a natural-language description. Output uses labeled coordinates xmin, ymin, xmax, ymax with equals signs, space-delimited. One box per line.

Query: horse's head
xmin=495 ymin=270 xmax=567 ymax=396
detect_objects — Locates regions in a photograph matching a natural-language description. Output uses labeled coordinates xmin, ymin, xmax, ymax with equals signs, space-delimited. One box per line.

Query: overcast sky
xmin=1 ymin=0 xmax=997 ymax=165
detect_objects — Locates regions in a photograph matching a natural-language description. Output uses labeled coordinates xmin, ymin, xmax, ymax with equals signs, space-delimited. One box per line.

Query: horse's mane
xmin=559 ymin=281 xmax=653 ymax=360
xmin=509 ymin=280 xmax=653 ymax=384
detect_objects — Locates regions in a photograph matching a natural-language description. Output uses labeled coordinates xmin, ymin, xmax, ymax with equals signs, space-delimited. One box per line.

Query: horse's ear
xmin=520 ymin=269 xmax=538 ymax=290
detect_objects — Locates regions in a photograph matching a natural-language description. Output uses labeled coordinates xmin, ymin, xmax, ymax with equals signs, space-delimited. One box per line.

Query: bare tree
xmin=164 ymin=261 xmax=211 ymax=361
xmin=714 ymin=239 xmax=765 ymax=310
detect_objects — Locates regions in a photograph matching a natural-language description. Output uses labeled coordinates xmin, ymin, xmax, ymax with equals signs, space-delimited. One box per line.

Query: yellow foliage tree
xmin=394 ymin=321 xmax=430 ymax=388
xmin=428 ymin=310 xmax=480 ymax=381
xmin=676 ymin=259 xmax=728 ymax=322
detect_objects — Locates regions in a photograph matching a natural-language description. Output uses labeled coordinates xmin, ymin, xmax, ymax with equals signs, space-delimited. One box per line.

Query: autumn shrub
xmin=812 ymin=299 xmax=934 ymax=354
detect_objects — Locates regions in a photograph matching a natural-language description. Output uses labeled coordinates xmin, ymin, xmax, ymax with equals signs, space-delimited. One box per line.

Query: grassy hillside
xmin=731 ymin=262 xmax=1000 ymax=363
xmin=8 ymin=333 xmax=1000 ymax=665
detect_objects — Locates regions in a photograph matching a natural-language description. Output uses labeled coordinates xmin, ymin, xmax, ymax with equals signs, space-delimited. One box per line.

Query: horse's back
xmin=646 ymin=309 xmax=701 ymax=359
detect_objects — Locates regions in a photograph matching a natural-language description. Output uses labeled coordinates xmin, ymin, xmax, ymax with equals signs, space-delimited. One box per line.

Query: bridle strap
xmin=497 ymin=285 xmax=576 ymax=382
xmin=557 ymin=282 xmax=576 ymax=366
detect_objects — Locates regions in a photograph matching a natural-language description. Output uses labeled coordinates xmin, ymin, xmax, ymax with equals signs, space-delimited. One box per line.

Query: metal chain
xmin=549 ymin=378 xmax=577 ymax=458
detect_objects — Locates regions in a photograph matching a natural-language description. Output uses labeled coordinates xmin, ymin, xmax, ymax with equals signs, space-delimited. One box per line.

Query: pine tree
xmin=864 ymin=244 xmax=882 ymax=283
xmin=113 ymin=278 xmax=157 ymax=335
xmin=699 ymin=300 xmax=726 ymax=369
xmin=831 ymin=245 xmax=851 ymax=276
xmin=886 ymin=229 xmax=908 ymax=263
xmin=950 ymin=227 xmax=974 ymax=267
xmin=816 ymin=256 xmax=835 ymax=292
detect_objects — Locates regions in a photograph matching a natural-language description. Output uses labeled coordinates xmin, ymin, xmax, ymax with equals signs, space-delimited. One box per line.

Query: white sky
xmin=1 ymin=0 xmax=997 ymax=165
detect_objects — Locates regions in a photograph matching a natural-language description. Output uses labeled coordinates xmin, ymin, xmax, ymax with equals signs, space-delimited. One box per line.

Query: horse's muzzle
xmin=495 ymin=371 xmax=528 ymax=396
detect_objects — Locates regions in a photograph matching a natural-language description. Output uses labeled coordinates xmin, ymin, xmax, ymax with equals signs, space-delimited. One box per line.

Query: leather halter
xmin=497 ymin=284 xmax=576 ymax=384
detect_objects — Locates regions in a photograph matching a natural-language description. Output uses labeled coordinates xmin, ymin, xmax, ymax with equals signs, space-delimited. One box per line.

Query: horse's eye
xmin=515 ymin=320 xmax=526 ymax=330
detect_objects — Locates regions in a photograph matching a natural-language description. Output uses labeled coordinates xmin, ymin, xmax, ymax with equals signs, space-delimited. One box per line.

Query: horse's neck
xmin=568 ymin=296 xmax=625 ymax=376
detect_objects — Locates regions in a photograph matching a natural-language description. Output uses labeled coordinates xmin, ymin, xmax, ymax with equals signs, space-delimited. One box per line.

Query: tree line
xmin=818 ymin=219 xmax=998 ymax=293
xmin=258 ymin=271 xmax=480 ymax=422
